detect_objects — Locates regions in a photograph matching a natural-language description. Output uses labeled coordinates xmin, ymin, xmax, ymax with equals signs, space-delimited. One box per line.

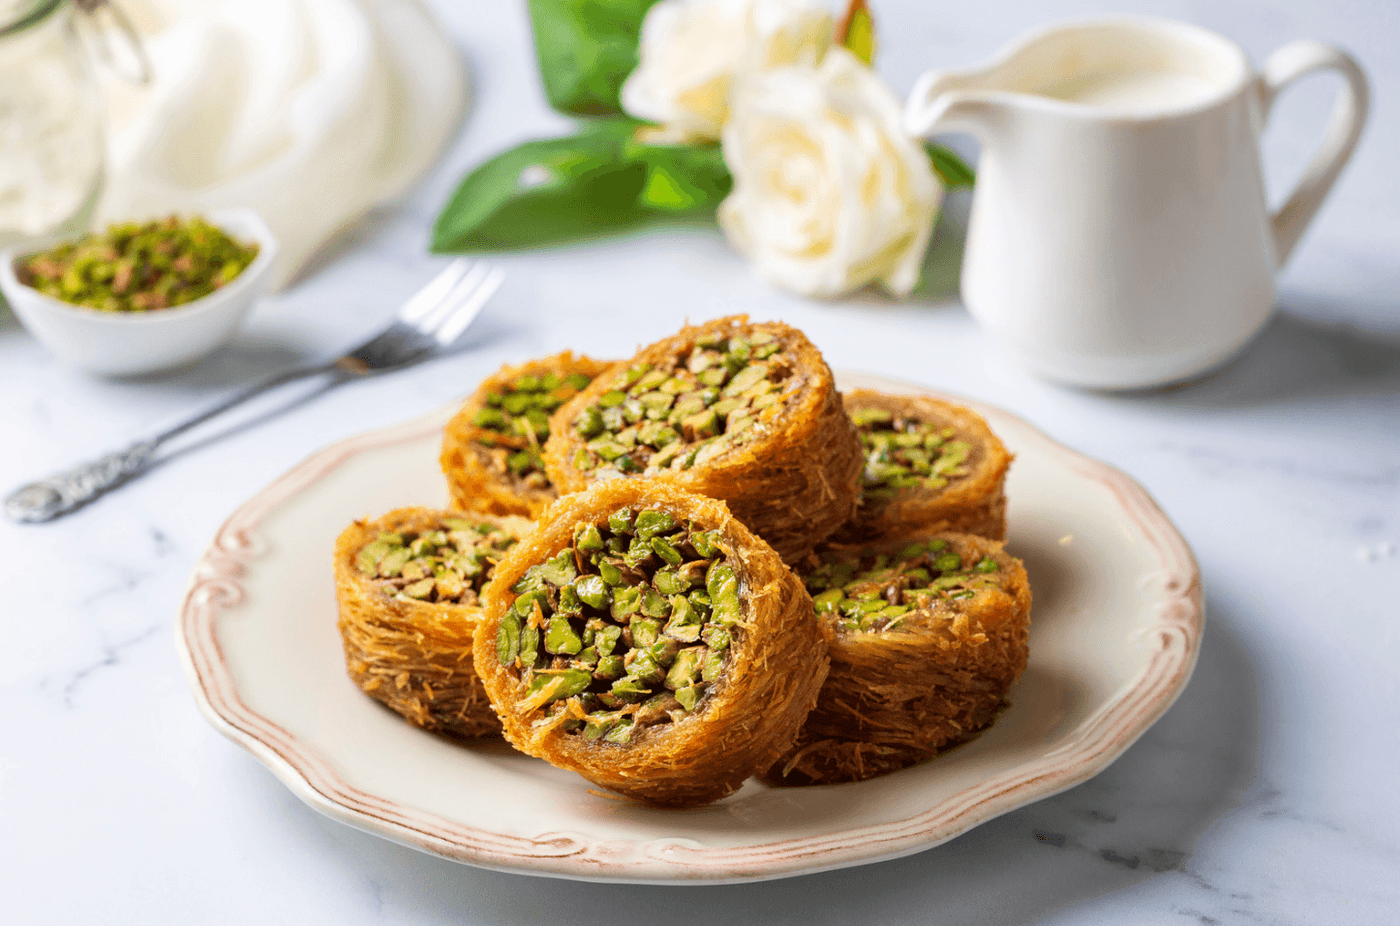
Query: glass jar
xmin=0 ymin=0 xmax=106 ymax=250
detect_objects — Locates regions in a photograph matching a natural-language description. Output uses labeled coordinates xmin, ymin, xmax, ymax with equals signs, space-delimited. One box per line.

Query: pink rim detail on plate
xmin=177 ymin=372 xmax=1202 ymax=883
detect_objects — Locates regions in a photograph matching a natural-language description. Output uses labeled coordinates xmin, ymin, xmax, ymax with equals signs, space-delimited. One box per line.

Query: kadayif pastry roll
xmin=473 ymin=479 xmax=829 ymax=806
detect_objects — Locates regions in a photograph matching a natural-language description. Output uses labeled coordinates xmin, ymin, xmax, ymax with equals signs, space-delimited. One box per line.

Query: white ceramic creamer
xmin=905 ymin=18 xmax=1369 ymax=389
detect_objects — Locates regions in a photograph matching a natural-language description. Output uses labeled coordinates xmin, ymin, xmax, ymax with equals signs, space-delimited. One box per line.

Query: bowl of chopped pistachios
xmin=0 ymin=208 xmax=277 ymax=375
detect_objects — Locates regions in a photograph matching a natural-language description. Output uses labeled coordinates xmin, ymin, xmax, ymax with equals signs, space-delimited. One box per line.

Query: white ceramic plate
xmin=178 ymin=372 xmax=1202 ymax=884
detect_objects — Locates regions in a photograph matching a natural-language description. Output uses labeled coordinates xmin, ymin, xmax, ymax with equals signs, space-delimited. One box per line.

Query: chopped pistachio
xmin=378 ymin=547 xmax=411 ymax=577
xmin=512 ymin=569 xmax=548 ymax=595
xmin=706 ymin=562 xmax=742 ymax=626
xmin=496 ymin=504 xmax=745 ymax=739
xmin=641 ymin=588 xmax=671 ymax=619
xmin=665 ymin=648 xmax=704 ymax=690
xmin=355 ymin=538 xmax=392 ymax=575
xmin=575 ymin=575 xmax=609 ymax=609
xmin=802 ymin=539 xmax=1008 ymax=634
xmin=628 ymin=649 xmax=666 ymax=685
xmin=594 ymin=655 xmax=626 ymax=680
xmin=17 ymin=215 xmax=260 ymax=314
xmin=650 ymin=535 xmax=684 ymax=565
xmin=701 ymin=648 xmax=725 ymax=682
xmin=545 ymin=613 xmax=584 ymax=655
xmin=647 ymin=636 xmax=681 ymax=667
xmin=497 ymin=611 xmax=521 ymax=665
xmin=597 ymin=559 xmax=624 ymax=587
xmin=356 ymin=519 xmax=518 ymax=605
xmin=519 ymin=622 xmax=540 ymax=667
xmin=610 ymin=676 xmax=651 ymax=702
xmin=623 ymin=535 xmax=656 ymax=569
xmin=610 ymin=586 xmax=642 ymax=620
xmin=525 ymin=668 xmax=592 ymax=705
xmin=603 ymin=717 xmax=636 ymax=743
xmin=583 ymin=712 xmax=622 ymax=741
xmin=852 ymin=406 xmax=977 ymax=509
xmin=539 ymin=550 xmax=578 ymax=586
xmin=556 ymin=585 xmax=583 ymax=616
xmin=633 ymin=509 xmax=675 ymax=540
xmin=664 ymin=594 xmax=703 ymax=642
xmin=468 ymin=366 xmax=599 ymax=486
xmin=630 ymin=617 xmax=661 ymax=650
xmin=653 ymin=568 xmax=689 ymax=595
xmin=594 ymin=623 xmax=622 ymax=657
xmin=674 ymin=684 xmax=701 ymax=712
xmin=701 ymin=624 xmax=730 ymax=651
xmin=569 ymin=329 xmax=794 ymax=475
xmin=691 ymin=531 xmax=722 ymax=558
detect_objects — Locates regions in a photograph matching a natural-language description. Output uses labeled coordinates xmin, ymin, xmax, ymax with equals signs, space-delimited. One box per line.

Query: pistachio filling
xmin=803 ymin=540 xmax=1003 ymax=634
xmin=355 ymin=518 xmax=520 ymax=605
xmin=851 ymin=407 xmax=974 ymax=508
xmin=473 ymin=372 xmax=595 ymax=486
xmin=496 ymin=507 xmax=743 ymax=744
xmin=17 ymin=215 xmax=259 ymax=313
xmin=570 ymin=331 xmax=792 ymax=476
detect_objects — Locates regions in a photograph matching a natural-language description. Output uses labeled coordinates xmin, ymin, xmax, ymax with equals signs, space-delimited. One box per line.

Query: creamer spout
xmin=904 ymin=71 xmax=1003 ymax=138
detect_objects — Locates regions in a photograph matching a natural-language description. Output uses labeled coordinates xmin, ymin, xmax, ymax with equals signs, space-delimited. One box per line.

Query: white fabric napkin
xmin=96 ymin=0 xmax=468 ymax=289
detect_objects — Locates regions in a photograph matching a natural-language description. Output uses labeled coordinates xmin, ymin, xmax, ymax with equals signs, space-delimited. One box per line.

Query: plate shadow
xmin=1110 ymin=304 xmax=1400 ymax=410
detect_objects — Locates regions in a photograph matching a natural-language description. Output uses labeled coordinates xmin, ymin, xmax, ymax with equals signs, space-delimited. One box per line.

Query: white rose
xmin=620 ymin=0 xmax=833 ymax=143
xmin=718 ymin=47 xmax=942 ymax=298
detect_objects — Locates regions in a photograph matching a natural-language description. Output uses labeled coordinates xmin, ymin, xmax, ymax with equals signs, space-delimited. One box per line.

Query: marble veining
xmin=55 ymin=621 xmax=165 ymax=709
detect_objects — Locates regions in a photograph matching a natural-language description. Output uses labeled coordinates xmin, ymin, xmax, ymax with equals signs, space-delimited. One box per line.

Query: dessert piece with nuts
xmin=440 ymin=352 xmax=613 ymax=517
xmin=763 ymin=532 xmax=1031 ymax=786
xmin=473 ymin=479 xmax=828 ymax=807
xmin=542 ymin=315 xmax=862 ymax=563
xmin=832 ymin=390 xmax=1012 ymax=545
xmin=334 ymin=507 xmax=533 ymax=740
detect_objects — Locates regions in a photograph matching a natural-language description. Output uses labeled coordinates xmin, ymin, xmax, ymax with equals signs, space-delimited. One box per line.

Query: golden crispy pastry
xmin=763 ymin=531 xmax=1031 ymax=786
xmin=541 ymin=316 xmax=862 ymax=563
xmin=440 ymin=352 xmax=613 ymax=517
xmin=833 ymin=390 xmax=1012 ymax=544
xmin=334 ymin=507 xmax=533 ymax=740
xmin=472 ymin=479 xmax=829 ymax=807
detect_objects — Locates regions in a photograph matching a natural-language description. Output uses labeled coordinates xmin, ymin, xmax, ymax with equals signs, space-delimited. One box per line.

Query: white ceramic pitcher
xmin=905 ymin=18 xmax=1369 ymax=389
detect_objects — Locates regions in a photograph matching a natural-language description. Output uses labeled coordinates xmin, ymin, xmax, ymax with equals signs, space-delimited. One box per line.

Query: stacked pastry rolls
xmin=332 ymin=315 xmax=1029 ymax=806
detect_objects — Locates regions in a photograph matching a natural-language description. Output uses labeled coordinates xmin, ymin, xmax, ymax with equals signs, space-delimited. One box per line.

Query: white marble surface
xmin=2 ymin=0 xmax=1398 ymax=922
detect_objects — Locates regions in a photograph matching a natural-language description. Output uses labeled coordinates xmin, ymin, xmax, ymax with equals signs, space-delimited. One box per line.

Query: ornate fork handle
xmin=4 ymin=363 xmax=340 ymax=524
xmin=5 ymin=440 xmax=161 ymax=522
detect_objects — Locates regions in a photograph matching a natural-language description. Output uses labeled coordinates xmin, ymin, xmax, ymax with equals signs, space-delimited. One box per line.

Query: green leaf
xmin=527 ymin=0 xmax=662 ymax=116
xmin=432 ymin=121 xmax=734 ymax=253
xmin=432 ymin=121 xmax=648 ymax=251
xmin=912 ymin=207 xmax=967 ymax=301
xmin=838 ymin=1 xmax=876 ymax=66
xmin=926 ymin=144 xmax=976 ymax=190
xmin=625 ymin=140 xmax=732 ymax=214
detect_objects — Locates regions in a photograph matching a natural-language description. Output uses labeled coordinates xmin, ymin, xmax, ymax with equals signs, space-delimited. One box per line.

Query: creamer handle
xmin=1258 ymin=40 xmax=1369 ymax=267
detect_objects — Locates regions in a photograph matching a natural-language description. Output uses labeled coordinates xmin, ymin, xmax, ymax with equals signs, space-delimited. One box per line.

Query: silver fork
xmin=5 ymin=258 xmax=504 ymax=523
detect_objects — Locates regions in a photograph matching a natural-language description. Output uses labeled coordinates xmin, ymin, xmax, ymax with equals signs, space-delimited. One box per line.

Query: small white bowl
xmin=0 ymin=208 xmax=279 ymax=376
